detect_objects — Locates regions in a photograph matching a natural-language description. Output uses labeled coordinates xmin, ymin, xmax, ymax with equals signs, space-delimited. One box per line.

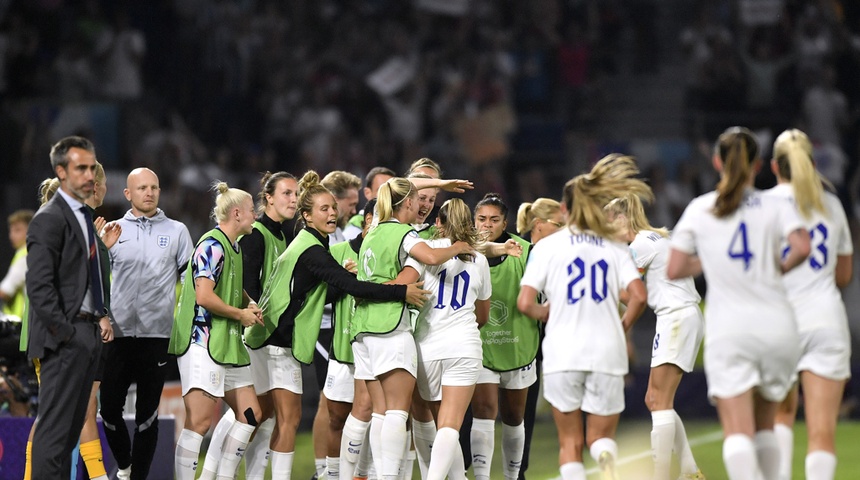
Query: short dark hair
xmin=50 ymin=136 xmax=95 ymax=170
xmin=364 ymin=166 xmax=396 ymax=189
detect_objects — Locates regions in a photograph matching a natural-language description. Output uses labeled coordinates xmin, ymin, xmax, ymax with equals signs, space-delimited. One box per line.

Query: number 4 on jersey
xmin=728 ymin=221 xmax=753 ymax=271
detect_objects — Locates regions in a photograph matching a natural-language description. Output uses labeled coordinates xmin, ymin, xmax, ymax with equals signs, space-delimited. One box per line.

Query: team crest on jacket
xmin=157 ymin=235 xmax=170 ymax=248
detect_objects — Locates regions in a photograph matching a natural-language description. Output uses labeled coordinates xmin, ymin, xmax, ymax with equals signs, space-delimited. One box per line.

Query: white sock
xmin=426 ymin=427 xmax=459 ymax=480
xmin=501 ymin=422 xmax=525 ymax=480
xmin=370 ymin=413 xmax=385 ymax=479
xmin=399 ymin=449 xmax=415 ymax=480
xmin=589 ymin=437 xmax=618 ymax=472
xmin=448 ymin=438 xmax=466 ymax=480
xmin=411 ymin=419 xmax=436 ymax=479
xmin=356 ymin=425 xmax=374 ymax=479
xmin=381 ymin=410 xmax=409 ymax=480
xmin=651 ymin=410 xmax=676 ymax=480
xmin=805 ymin=450 xmax=836 ymax=480
xmin=755 ymin=430 xmax=780 ymax=480
xmin=270 ymin=451 xmax=295 ymax=480
xmin=316 ymin=458 xmax=327 ymax=478
xmin=175 ymin=429 xmax=204 ymax=480
xmin=559 ymin=462 xmax=586 ymax=480
xmin=471 ymin=418 xmax=496 ymax=480
xmin=341 ymin=414 xmax=370 ymax=480
xmin=216 ymin=421 xmax=255 ymax=480
xmin=199 ymin=409 xmax=236 ymax=480
xmin=327 ymin=456 xmax=340 ymax=480
xmin=246 ymin=417 xmax=275 ymax=480
xmin=774 ymin=423 xmax=793 ymax=480
xmin=723 ymin=434 xmax=760 ymax=480
xmin=673 ymin=410 xmax=699 ymax=474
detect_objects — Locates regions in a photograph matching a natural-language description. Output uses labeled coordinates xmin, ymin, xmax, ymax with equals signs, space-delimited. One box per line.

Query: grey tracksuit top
xmin=109 ymin=209 xmax=193 ymax=338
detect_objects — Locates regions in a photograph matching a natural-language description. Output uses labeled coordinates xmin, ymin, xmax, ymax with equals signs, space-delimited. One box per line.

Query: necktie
xmin=80 ymin=206 xmax=105 ymax=315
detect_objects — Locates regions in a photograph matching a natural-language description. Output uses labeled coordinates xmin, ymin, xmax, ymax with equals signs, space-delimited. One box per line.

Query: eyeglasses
xmin=543 ymin=219 xmax=563 ymax=228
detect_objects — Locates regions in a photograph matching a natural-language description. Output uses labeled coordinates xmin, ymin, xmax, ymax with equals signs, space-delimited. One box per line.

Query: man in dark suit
xmin=26 ymin=136 xmax=106 ymax=478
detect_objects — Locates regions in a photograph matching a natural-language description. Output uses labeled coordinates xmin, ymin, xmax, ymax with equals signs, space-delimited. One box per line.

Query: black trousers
xmin=32 ymin=319 xmax=101 ymax=479
xmin=99 ymin=337 xmax=170 ymax=480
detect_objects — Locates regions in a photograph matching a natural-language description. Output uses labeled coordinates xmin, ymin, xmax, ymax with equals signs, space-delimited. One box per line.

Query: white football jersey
xmin=520 ymin=228 xmax=640 ymax=376
xmin=407 ymin=239 xmax=492 ymax=362
xmin=671 ymin=189 xmax=804 ymax=344
xmin=630 ymin=230 xmax=701 ymax=316
xmin=766 ymin=184 xmax=852 ymax=332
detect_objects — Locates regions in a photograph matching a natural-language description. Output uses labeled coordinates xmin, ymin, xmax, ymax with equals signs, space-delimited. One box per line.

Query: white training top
xmin=407 ymin=238 xmax=492 ymax=361
xmin=671 ymin=189 xmax=804 ymax=344
xmin=766 ymin=184 xmax=853 ymax=332
xmin=630 ymin=230 xmax=701 ymax=316
xmin=521 ymin=227 xmax=640 ymax=376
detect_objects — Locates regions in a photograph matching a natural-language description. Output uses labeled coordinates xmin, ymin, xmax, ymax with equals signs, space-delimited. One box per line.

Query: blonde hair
xmin=211 ymin=181 xmax=252 ymax=223
xmin=773 ymin=129 xmax=827 ymax=219
xmin=407 ymin=157 xmax=441 ymax=177
xmin=8 ymin=209 xmax=34 ymax=226
xmin=296 ymin=170 xmax=332 ymax=226
xmin=375 ymin=178 xmax=415 ymax=223
xmin=321 ymin=170 xmax=361 ymax=199
xmin=604 ymin=193 xmax=669 ymax=238
xmin=39 ymin=177 xmax=61 ymax=205
xmin=436 ymin=198 xmax=479 ymax=247
xmin=714 ymin=127 xmax=759 ymax=218
xmin=92 ymin=162 xmax=104 ymax=183
xmin=562 ymin=154 xmax=653 ymax=238
xmin=516 ymin=198 xmax=561 ymax=235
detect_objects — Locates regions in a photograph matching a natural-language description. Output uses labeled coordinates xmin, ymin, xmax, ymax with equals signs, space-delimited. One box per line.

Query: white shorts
xmin=417 ymin=357 xmax=482 ymax=402
xmin=543 ymin=371 xmax=625 ymax=415
xmin=476 ymin=360 xmax=537 ymax=390
xmin=651 ymin=306 xmax=704 ymax=372
xmin=248 ymin=345 xmax=303 ymax=395
xmin=324 ymin=359 xmax=356 ymax=403
xmin=353 ymin=330 xmax=418 ymax=380
xmin=796 ymin=327 xmax=851 ymax=381
xmin=177 ymin=344 xmax=254 ymax=397
xmin=705 ymin=333 xmax=800 ymax=402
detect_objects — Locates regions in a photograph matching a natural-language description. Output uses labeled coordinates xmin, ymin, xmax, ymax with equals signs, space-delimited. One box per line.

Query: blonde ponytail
xmin=773 ymin=129 xmax=826 ymax=219
xmin=604 ymin=193 xmax=669 ymax=238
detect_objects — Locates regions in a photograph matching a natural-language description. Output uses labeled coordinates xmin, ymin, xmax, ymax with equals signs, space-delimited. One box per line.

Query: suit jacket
xmin=25 ymin=193 xmax=93 ymax=359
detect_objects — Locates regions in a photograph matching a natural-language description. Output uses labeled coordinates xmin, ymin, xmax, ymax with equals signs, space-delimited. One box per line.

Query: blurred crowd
xmin=0 ymin=0 xmax=857 ymax=238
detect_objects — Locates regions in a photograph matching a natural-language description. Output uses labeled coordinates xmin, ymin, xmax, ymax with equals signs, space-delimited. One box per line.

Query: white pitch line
xmin=544 ymin=429 xmax=724 ymax=479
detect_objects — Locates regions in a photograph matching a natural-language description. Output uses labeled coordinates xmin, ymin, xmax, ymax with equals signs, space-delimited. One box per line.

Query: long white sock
xmin=246 ymin=417 xmax=275 ymax=480
xmin=399 ymin=449 xmax=415 ymax=480
xmin=199 ymin=409 xmax=236 ymax=480
xmin=448 ymin=439 xmax=466 ymax=480
xmin=723 ymin=434 xmax=760 ymax=480
xmin=341 ymin=414 xmax=370 ymax=480
xmin=651 ymin=409 xmax=676 ymax=480
xmin=426 ymin=427 xmax=460 ymax=480
xmin=673 ymin=410 xmax=699 ymax=474
xmin=216 ymin=421 xmax=255 ymax=480
xmin=559 ymin=462 xmax=586 ymax=480
xmin=755 ymin=430 xmax=780 ymax=480
xmin=175 ymin=429 xmax=204 ymax=480
xmin=370 ymin=413 xmax=386 ymax=479
xmin=589 ymin=437 xmax=618 ymax=472
xmin=411 ymin=419 xmax=437 ymax=479
xmin=805 ymin=450 xmax=836 ymax=480
xmin=471 ymin=418 xmax=496 ymax=480
xmin=501 ymin=422 xmax=525 ymax=480
xmin=774 ymin=423 xmax=793 ymax=480
xmin=327 ymin=456 xmax=340 ymax=480
xmin=356 ymin=425 xmax=374 ymax=479
xmin=270 ymin=451 xmax=295 ymax=480
xmin=315 ymin=458 xmax=327 ymax=479
xmin=381 ymin=410 xmax=409 ymax=480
